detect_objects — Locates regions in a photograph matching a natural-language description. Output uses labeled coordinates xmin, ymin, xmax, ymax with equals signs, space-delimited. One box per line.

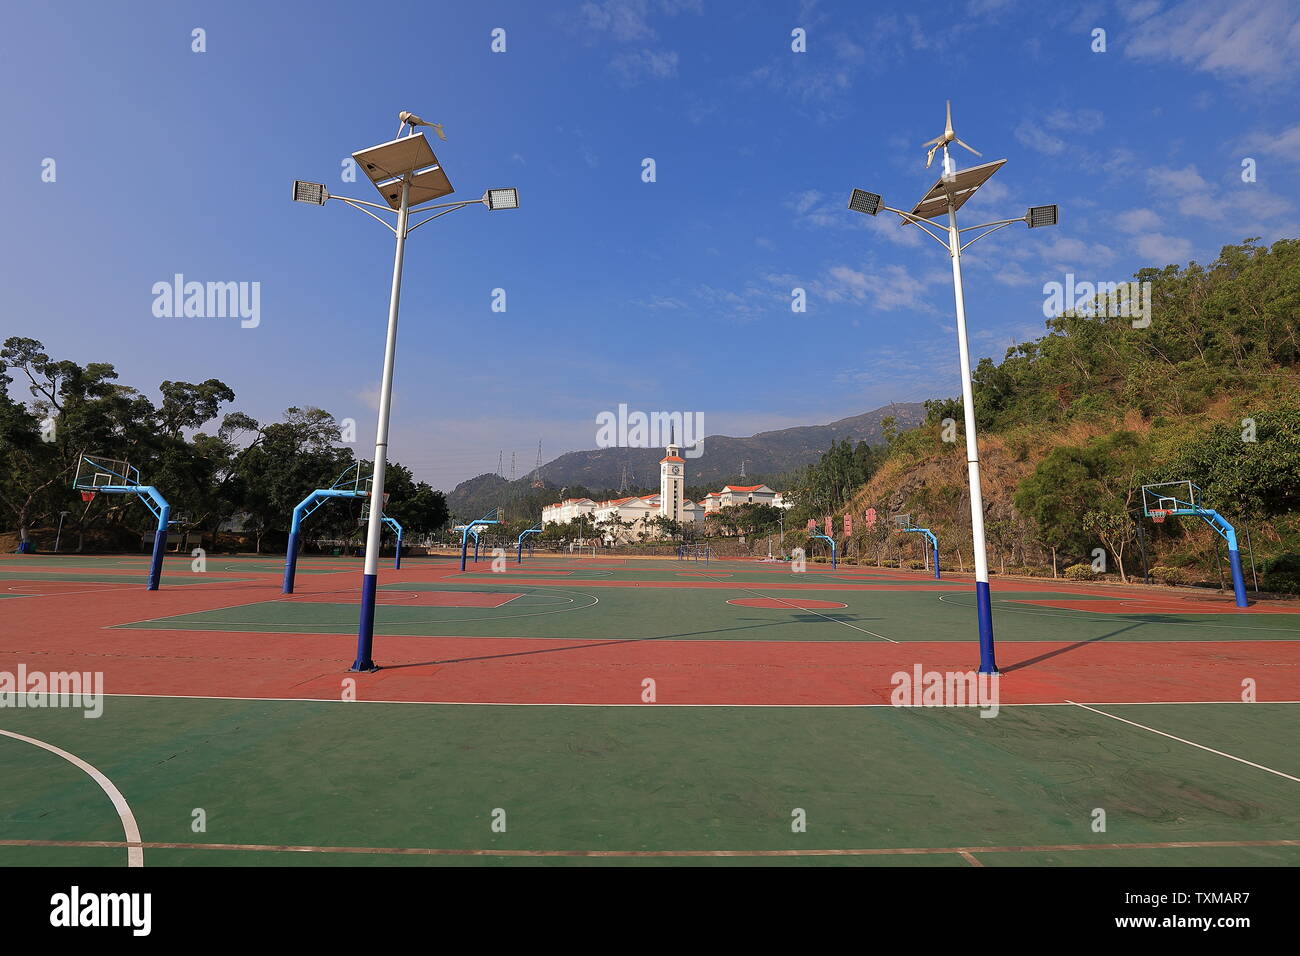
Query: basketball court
xmin=2 ymin=551 xmax=1297 ymax=867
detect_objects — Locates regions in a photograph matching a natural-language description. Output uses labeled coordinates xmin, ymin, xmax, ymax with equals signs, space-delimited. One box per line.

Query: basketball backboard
xmin=73 ymin=455 xmax=140 ymax=490
xmin=1140 ymin=481 xmax=1203 ymax=517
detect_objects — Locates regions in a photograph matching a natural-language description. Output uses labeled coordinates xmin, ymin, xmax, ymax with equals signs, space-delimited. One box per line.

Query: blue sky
xmin=3 ymin=0 xmax=1298 ymax=490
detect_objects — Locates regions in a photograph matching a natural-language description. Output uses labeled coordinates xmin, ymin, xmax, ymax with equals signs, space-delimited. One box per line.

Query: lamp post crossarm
xmin=881 ymin=205 xmax=951 ymax=252
xmin=958 ymin=219 xmax=1023 ymax=254
xmin=405 ymin=199 xmax=482 ymax=235
xmin=332 ymin=197 xmax=399 ymax=235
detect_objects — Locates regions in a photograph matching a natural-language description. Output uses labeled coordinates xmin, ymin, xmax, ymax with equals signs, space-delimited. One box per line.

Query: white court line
xmin=1066 ymin=701 xmax=1300 ymax=785
xmin=62 ymin=693 xmax=1300 ymax=708
xmin=937 ymin=593 xmax=1300 ymax=634
xmin=0 ymin=728 xmax=144 ymax=866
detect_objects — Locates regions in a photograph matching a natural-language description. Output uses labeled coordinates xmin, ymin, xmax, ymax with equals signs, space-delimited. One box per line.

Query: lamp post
xmin=294 ymin=111 xmax=518 ymax=672
xmin=847 ymin=103 xmax=1057 ymax=675
xmin=53 ymin=510 xmax=70 ymax=553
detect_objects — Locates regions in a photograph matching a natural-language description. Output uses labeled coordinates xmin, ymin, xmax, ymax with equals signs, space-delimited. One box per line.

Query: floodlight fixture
xmin=847 ymin=189 xmax=882 ymax=216
xmin=293 ymin=181 xmax=329 ymax=205
xmin=1026 ymin=204 xmax=1058 ymax=229
xmin=484 ymin=187 xmax=519 ymax=210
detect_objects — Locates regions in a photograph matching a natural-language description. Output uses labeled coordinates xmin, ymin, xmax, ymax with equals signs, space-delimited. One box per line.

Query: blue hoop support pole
xmin=282 ymin=488 xmax=365 ymax=594
xmin=381 ymin=515 xmax=403 ymax=570
xmin=901 ymin=528 xmax=941 ymax=580
xmin=1200 ymin=511 xmax=1249 ymax=608
xmin=89 ymin=483 xmax=170 ymax=591
xmin=146 ymin=497 xmax=170 ymax=591
xmin=517 ymin=527 xmax=542 ymax=563
xmin=459 ymin=520 xmax=494 ymax=571
xmin=810 ymin=533 xmax=837 ymax=569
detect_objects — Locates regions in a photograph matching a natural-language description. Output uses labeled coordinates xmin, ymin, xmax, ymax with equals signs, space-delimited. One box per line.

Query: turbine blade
xmin=955 ymin=137 xmax=982 ymax=156
xmin=921 ymin=135 xmax=943 ymax=148
xmin=945 ymin=100 xmax=953 ymax=136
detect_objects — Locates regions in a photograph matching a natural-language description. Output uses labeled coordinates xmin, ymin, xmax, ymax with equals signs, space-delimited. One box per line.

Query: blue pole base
xmin=283 ymin=530 xmax=300 ymax=593
xmin=933 ymin=548 xmax=941 ymax=580
xmin=351 ymin=572 xmax=380 ymax=671
xmin=147 ymin=528 xmax=167 ymax=591
xmin=1228 ymin=549 xmax=1249 ymax=608
xmin=975 ymin=580 xmax=998 ymax=674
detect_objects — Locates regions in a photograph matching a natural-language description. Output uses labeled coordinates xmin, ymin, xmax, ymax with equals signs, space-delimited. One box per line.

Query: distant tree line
xmin=0 ymin=337 xmax=447 ymax=552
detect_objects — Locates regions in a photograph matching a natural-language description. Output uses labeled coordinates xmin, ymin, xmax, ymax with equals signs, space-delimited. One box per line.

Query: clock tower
xmin=659 ymin=441 xmax=686 ymax=525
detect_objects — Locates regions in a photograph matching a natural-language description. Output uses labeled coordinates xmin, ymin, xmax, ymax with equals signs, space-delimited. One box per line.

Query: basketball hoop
xmin=81 ymin=491 xmax=96 ymax=503
xmin=1151 ymin=509 xmax=1168 ymax=524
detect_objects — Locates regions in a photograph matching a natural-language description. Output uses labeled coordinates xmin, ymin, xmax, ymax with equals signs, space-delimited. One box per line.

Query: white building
xmin=540 ymin=497 xmax=597 ymax=525
xmin=717 ymin=484 xmax=778 ymax=508
xmin=541 ymin=447 xmax=786 ymax=539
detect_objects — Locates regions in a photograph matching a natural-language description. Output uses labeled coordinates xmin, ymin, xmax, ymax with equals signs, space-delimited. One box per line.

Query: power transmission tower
xmin=618 ymin=462 xmax=628 ymax=492
xmin=497 ymin=451 xmax=503 ymax=477
xmin=740 ymin=459 xmax=750 ymax=480
xmin=510 ymin=452 xmax=516 ymax=482
xmin=530 ymin=440 xmax=544 ymax=488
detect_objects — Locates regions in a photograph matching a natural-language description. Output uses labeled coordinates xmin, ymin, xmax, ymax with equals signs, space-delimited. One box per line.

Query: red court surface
xmin=4 ymin=553 xmax=1298 ymax=709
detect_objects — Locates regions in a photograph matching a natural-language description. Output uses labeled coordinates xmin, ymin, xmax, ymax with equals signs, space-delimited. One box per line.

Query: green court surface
xmin=1 ymin=698 xmax=1297 ymax=867
xmin=116 ymin=581 xmax=1300 ymax=641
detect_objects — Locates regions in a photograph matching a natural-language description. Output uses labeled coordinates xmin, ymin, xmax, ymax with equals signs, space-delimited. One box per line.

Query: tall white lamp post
xmin=847 ymin=102 xmax=1057 ymax=674
xmin=294 ymin=111 xmax=519 ymax=672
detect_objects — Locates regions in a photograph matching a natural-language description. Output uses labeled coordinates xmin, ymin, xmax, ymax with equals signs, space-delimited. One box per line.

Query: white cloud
xmin=1134 ymin=232 xmax=1193 ymax=265
xmin=1114 ymin=208 xmax=1161 ymax=233
xmin=1036 ymin=236 xmax=1117 ymax=272
xmin=1124 ymin=0 xmax=1300 ymax=83
xmin=1240 ymin=123 xmax=1300 ymax=160
xmin=609 ymin=48 xmax=679 ymax=85
xmin=1044 ymin=108 xmax=1106 ymax=133
xmin=1014 ymin=122 xmax=1066 ymax=155
xmin=578 ymin=0 xmax=655 ymax=42
xmin=817 ymin=263 xmax=935 ymax=313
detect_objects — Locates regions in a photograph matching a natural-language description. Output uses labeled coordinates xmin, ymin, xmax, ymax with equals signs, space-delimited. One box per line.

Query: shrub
xmin=1064 ymin=563 xmax=1095 ymax=581
xmin=1149 ymin=565 xmax=1187 ymax=586
xmin=906 ymin=559 xmax=925 ymax=570
xmin=1260 ymin=553 xmax=1300 ymax=594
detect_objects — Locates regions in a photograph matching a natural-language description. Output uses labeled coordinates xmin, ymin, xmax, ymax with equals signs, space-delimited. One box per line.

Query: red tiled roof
xmin=724 ymin=484 xmax=764 ymax=492
xmin=660 ymin=456 xmax=685 ymax=463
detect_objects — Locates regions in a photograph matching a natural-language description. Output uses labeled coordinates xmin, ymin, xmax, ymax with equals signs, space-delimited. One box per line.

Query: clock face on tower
xmin=671 ymin=466 xmax=680 ymax=475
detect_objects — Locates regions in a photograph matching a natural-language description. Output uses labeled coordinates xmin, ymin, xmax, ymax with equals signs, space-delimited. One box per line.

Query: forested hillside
xmin=813 ymin=238 xmax=1300 ymax=592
